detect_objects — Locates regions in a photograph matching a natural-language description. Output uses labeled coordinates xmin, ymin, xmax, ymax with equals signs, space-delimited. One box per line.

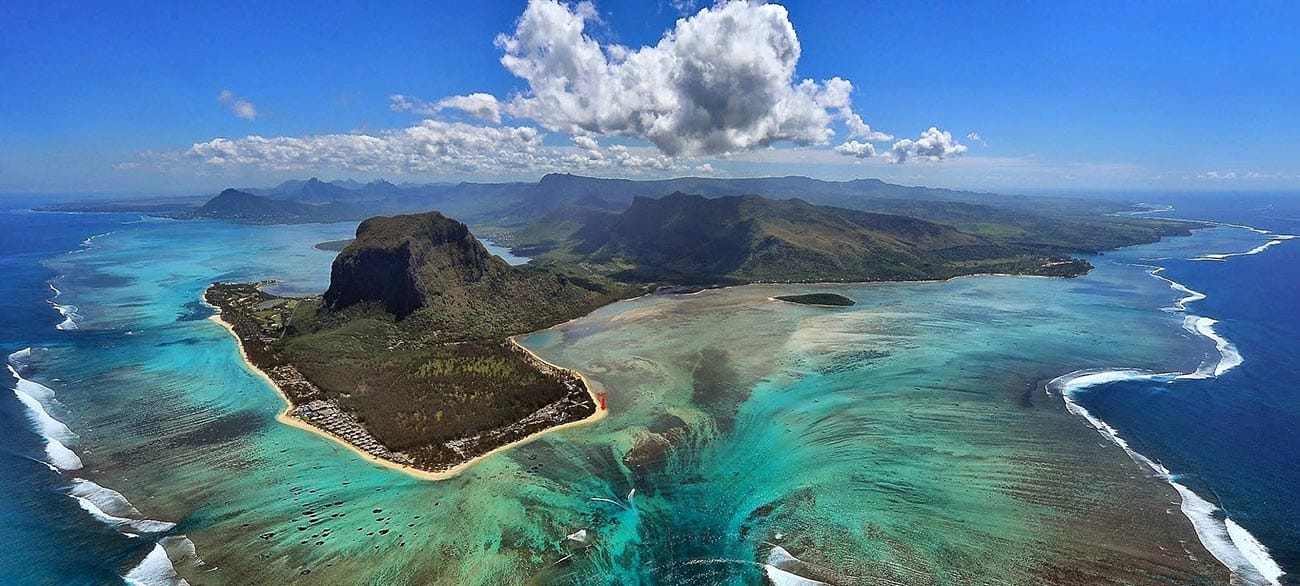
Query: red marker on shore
xmin=597 ymin=392 xmax=607 ymax=411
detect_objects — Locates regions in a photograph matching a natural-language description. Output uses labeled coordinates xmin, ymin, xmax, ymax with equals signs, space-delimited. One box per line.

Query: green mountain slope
xmin=567 ymin=192 xmax=1081 ymax=282
xmin=317 ymin=211 xmax=618 ymax=338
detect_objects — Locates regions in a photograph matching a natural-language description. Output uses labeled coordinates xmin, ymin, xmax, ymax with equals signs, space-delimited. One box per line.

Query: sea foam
xmin=69 ymin=478 xmax=176 ymax=534
xmin=6 ymin=362 xmax=82 ymax=470
xmin=122 ymin=539 xmax=191 ymax=586
xmin=1051 ymin=371 xmax=1282 ymax=585
xmin=49 ymin=301 xmax=80 ymax=330
xmin=1046 ymin=251 xmax=1283 ymax=584
xmin=1193 ymin=230 xmax=1297 ymax=262
xmin=763 ymin=546 xmax=829 ymax=586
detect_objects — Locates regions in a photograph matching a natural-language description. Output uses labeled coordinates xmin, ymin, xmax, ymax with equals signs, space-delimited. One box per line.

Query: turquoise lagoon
xmin=2 ymin=209 xmax=1285 ymax=585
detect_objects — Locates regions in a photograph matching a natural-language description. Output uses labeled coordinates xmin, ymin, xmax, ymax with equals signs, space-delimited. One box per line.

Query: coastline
xmin=1042 ymin=227 xmax=1290 ymax=585
xmin=206 ymin=307 xmax=607 ymax=482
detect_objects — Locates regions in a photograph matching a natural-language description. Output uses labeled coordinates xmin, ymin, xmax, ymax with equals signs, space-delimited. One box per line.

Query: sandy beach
xmin=207 ymin=310 xmax=608 ymax=482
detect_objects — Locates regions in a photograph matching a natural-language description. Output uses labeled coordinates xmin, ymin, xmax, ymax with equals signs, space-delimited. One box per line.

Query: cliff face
xmin=323 ymin=211 xmax=505 ymax=318
xmin=319 ymin=211 xmax=616 ymax=339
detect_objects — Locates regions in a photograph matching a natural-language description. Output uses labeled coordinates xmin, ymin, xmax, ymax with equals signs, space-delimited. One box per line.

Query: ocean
xmin=0 ymin=193 xmax=1296 ymax=585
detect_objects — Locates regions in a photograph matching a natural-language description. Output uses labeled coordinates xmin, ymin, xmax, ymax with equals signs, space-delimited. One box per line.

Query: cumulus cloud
xmin=186 ymin=120 xmax=545 ymax=174
xmin=175 ymin=1 xmax=972 ymax=178
xmin=182 ymin=119 xmax=697 ymax=176
xmin=494 ymin=0 xmax=867 ymax=156
xmin=217 ymin=90 xmax=258 ymax=120
xmin=390 ymin=93 xmax=502 ymax=123
xmin=834 ymin=140 xmax=876 ymax=159
xmin=887 ymin=127 xmax=967 ymax=163
xmin=966 ymin=132 xmax=987 ymax=147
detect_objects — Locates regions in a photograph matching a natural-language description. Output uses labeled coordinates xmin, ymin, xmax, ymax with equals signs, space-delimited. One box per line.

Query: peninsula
xmin=206 ymin=186 xmax=1196 ymax=478
xmin=207 ymin=211 xmax=627 ymax=476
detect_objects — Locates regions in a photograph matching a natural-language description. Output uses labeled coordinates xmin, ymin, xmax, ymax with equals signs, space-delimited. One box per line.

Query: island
xmin=202 ymin=183 xmax=1197 ymax=479
xmin=312 ymin=239 xmax=354 ymax=252
xmin=774 ymin=293 xmax=856 ymax=307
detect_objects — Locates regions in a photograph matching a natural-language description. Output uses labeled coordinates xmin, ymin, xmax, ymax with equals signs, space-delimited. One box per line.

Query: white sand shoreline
xmin=207 ymin=306 xmax=607 ymax=482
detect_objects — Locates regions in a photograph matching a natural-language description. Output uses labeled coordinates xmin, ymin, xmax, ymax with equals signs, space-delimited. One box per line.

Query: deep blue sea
xmin=0 ymin=203 xmax=137 ymax=585
xmin=1 ymin=193 xmax=1297 ymax=585
xmin=1071 ymin=194 xmax=1300 ymax=582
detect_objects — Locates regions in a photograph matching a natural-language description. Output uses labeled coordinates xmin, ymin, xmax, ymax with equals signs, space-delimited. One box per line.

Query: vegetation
xmin=775 ymin=293 xmax=856 ymax=307
xmin=535 ymin=192 xmax=1099 ymax=283
xmin=210 ymin=212 xmax=632 ymax=473
xmin=199 ymin=175 xmax=1198 ymax=476
xmin=171 ymin=189 xmax=369 ymax=224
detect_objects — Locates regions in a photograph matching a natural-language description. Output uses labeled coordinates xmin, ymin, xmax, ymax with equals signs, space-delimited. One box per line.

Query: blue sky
xmin=2 ymin=0 xmax=1298 ymax=194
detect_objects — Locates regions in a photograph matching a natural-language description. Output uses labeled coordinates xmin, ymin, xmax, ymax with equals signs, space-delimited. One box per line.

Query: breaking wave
xmin=1048 ymin=225 xmax=1289 ymax=585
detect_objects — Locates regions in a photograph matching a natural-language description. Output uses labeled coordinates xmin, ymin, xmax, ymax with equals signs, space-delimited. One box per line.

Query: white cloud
xmin=834 ymin=140 xmax=876 ymax=159
xmin=887 ymin=127 xmax=967 ymax=163
xmin=217 ymin=89 xmax=258 ymax=120
xmin=175 ymin=1 xmax=979 ymax=179
xmin=668 ymin=0 xmax=698 ymax=14
xmin=390 ymin=93 xmax=502 ymax=123
xmin=966 ymin=132 xmax=987 ymax=147
xmin=186 ymin=120 xmax=545 ymax=174
xmin=181 ymin=119 xmax=698 ymax=177
xmin=844 ymin=114 xmax=893 ymax=142
xmin=494 ymin=0 xmax=869 ymax=156
xmin=1197 ymin=170 xmax=1280 ymax=180
xmin=388 ymin=95 xmax=439 ymax=116
xmin=607 ymin=144 xmax=679 ymax=169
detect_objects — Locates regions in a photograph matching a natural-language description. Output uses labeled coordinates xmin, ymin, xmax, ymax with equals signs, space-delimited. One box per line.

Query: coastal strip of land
xmin=205 ymin=289 xmax=607 ymax=481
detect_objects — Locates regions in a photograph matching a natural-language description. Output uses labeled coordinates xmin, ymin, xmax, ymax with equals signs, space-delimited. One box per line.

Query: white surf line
xmin=9 ymin=348 xmax=189 ymax=573
xmin=6 ymin=357 xmax=83 ymax=471
xmin=1146 ymin=267 xmax=1206 ymax=312
xmin=122 ymin=537 xmax=194 ymax=586
xmin=1119 ymin=203 xmax=1176 ymax=216
xmin=1159 ymin=218 xmax=1298 ymax=261
xmin=1048 ymin=235 xmax=1288 ymax=585
xmin=763 ymin=545 xmax=831 ymax=586
xmin=1050 ymin=370 xmax=1282 ymax=585
xmin=47 ymin=299 xmax=80 ymax=330
xmin=1193 ymin=235 xmax=1297 ymax=261
xmin=78 ymin=231 xmax=114 ymax=250
xmin=69 ymin=478 xmax=177 ymax=535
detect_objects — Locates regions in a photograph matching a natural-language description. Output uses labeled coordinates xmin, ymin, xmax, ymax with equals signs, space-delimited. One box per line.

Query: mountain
xmin=284 ymin=178 xmax=357 ymax=203
xmin=503 ymin=173 xmax=1124 ymax=221
xmin=261 ymin=210 xmax=629 ymax=469
xmin=177 ymin=188 xmax=367 ymax=223
xmin=569 ymin=192 xmax=1064 ymax=282
xmin=193 ymin=188 xmax=309 ymax=218
xmin=319 ymin=211 xmax=618 ymax=338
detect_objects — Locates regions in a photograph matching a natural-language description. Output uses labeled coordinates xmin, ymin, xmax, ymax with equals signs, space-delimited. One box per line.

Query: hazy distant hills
xmin=176 ymin=188 xmax=367 ymax=223
xmin=39 ymin=173 xmax=1191 ymax=256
